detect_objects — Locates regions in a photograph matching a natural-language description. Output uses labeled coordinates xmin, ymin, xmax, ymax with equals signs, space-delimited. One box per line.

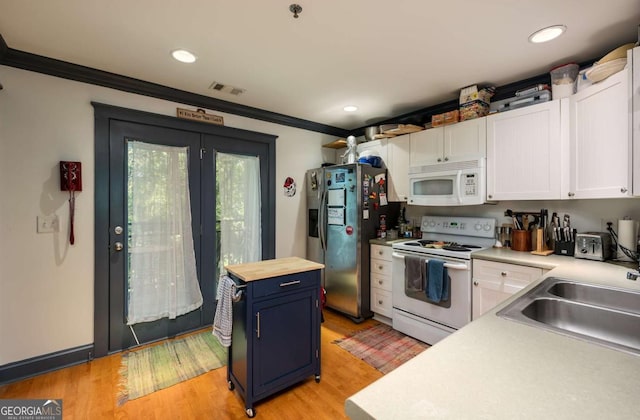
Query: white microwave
xmin=408 ymin=158 xmax=489 ymax=206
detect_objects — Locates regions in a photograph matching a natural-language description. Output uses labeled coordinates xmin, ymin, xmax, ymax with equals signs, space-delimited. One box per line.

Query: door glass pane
xmin=127 ymin=140 xmax=203 ymax=325
xmin=216 ymin=152 xmax=262 ymax=279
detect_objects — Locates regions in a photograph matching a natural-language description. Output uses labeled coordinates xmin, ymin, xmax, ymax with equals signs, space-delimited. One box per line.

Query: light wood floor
xmin=0 ymin=309 xmax=383 ymax=419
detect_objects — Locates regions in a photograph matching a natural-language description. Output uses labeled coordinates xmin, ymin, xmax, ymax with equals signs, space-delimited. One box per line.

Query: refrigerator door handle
xmin=319 ymin=189 xmax=328 ymax=251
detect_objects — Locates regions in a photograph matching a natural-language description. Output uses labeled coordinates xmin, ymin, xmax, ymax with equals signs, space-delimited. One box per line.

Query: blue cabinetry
xmin=226 ymin=261 xmax=322 ymax=418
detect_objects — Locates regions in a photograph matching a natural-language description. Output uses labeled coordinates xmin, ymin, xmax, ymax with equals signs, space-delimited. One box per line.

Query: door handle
xmin=113 ymin=242 xmax=123 ymax=252
xmin=256 ymin=312 xmax=261 ymax=339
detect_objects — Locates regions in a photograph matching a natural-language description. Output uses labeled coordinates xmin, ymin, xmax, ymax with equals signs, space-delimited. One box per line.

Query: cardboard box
xmin=431 ymin=110 xmax=459 ymax=127
xmin=460 ymin=101 xmax=490 ymax=121
xmin=459 ymin=85 xmax=495 ymax=105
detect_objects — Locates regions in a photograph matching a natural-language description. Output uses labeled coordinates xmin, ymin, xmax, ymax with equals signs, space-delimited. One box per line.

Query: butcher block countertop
xmin=225 ymin=257 xmax=324 ymax=281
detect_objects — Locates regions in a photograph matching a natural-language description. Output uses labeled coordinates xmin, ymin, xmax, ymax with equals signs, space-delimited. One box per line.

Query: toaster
xmin=574 ymin=232 xmax=613 ymax=261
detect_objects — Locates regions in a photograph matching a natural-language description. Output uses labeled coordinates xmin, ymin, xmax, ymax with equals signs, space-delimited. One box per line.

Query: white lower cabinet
xmin=370 ymin=244 xmax=393 ymax=324
xmin=472 ymin=259 xmax=547 ymax=320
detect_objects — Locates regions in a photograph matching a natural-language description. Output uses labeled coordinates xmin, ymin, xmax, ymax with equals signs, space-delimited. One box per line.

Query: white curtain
xmin=217 ymin=153 xmax=262 ymax=279
xmin=127 ymin=141 xmax=203 ymax=325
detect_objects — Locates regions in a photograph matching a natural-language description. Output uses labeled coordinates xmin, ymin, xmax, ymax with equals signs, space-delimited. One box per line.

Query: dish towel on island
xmin=213 ymin=274 xmax=242 ymax=347
xmin=404 ymin=255 xmax=426 ymax=291
xmin=426 ymin=259 xmax=449 ymax=303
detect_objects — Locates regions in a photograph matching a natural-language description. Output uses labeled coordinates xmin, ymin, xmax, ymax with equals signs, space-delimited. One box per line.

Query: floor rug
xmin=118 ymin=331 xmax=227 ymax=404
xmin=332 ymin=324 xmax=429 ymax=374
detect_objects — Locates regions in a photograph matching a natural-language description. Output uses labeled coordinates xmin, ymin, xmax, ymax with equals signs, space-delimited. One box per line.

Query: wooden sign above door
xmin=176 ymin=108 xmax=224 ymax=126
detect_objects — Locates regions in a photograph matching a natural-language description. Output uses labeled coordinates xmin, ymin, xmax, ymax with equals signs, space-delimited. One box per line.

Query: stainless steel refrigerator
xmin=305 ymin=163 xmax=398 ymax=322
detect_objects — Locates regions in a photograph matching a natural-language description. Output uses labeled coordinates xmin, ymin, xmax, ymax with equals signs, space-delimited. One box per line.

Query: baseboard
xmin=0 ymin=344 xmax=94 ymax=385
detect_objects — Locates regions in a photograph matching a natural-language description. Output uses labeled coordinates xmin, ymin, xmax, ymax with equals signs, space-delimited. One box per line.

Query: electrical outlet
xmin=37 ymin=215 xmax=59 ymax=233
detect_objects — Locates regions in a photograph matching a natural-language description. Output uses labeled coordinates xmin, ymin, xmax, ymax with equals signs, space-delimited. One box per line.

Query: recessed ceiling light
xmin=343 ymin=105 xmax=358 ymax=112
xmin=171 ymin=49 xmax=197 ymax=63
xmin=528 ymin=25 xmax=566 ymax=43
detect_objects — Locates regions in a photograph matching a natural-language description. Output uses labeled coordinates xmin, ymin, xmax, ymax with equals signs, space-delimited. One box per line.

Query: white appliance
xmin=632 ymin=46 xmax=640 ymax=196
xmin=408 ymin=158 xmax=489 ymax=206
xmin=391 ymin=216 xmax=496 ymax=345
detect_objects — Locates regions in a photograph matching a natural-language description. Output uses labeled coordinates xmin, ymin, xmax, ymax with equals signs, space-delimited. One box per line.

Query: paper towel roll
xmin=616 ymin=219 xmax=639 ymax=261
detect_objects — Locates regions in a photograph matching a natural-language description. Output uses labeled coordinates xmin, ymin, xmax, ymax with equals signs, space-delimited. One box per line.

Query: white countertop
xmin=345 ymin=251 xmax=640 ymax=419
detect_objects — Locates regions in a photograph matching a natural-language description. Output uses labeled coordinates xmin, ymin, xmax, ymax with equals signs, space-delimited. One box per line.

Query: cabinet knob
xmin=378 ymin=280 xmax=383 ymax=285
xmin=378 ymin=250 xmax=384 ymax=255
xmin=437 ymin=158 xmax=442 ymax=162
xmin=473 ymin=281 xmax=479 ymax=286
xmin=378 ymin=300 xmax=383 ymax=305
xmin=621 ymin=187 xmax=628 ymax=193
xmin=378 ymin=265 xmax=384 ymax=270
xmin=501 ymin=271 xmax=507 ymax=276
xmin=444 ymin=157 xmax=449 ymax=162
xmin=568 ymin=192 xmax=575 ymax=197
xmin=488 ymin=195 xmax=492 ymax=199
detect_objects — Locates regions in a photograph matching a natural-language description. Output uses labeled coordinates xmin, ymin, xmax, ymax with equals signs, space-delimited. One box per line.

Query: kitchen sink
xmin=497 ymin=277 xmax=640 ymax=355
xmin=547 ymin=281 xmax=640 ymax=315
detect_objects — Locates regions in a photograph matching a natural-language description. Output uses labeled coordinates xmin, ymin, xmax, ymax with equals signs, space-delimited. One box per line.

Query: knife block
xmin=531 ymin=228 xmax=554 ymax=256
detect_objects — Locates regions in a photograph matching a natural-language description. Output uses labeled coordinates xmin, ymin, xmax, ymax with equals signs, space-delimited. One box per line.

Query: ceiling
xmin=1 ymin=1 xmax=639 ymax=131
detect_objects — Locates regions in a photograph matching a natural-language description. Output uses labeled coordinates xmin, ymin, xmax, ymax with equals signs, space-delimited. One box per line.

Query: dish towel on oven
xmin=213 ymin=274 xmax=241 ymax=347
xmin=404 ymin=255 xmax=425 ymax=291
xmin=426 ymin=259 xmax=449 ymax=302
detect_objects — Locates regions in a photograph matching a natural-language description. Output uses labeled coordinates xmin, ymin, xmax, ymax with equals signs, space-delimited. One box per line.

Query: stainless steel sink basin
xmin=547 ymin=281 xmax=640 ymax=315
xmin=497 ymin=277 xmax=640 ymax=355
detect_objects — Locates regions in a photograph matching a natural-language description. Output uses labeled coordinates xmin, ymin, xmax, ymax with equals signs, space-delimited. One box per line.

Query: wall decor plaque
xmin=176 ymin=108 xmax=224 ymax=125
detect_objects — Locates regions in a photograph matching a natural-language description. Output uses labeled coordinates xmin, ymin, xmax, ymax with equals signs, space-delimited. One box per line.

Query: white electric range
xmin=391 ymin=216 xmax=496 ymax=345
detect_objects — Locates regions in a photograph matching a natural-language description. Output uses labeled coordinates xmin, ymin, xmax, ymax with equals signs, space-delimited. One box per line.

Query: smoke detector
xmin=208 ymin=81 xmax=245 ymax=96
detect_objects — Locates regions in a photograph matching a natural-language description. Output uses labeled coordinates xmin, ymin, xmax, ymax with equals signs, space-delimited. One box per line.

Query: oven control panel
xmin=420 ymin=216 xmax=496 ymax=238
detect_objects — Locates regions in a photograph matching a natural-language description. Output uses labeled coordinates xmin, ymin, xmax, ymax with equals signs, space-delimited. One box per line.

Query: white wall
xmin=0 ymin=66 xmax=333 ymax=365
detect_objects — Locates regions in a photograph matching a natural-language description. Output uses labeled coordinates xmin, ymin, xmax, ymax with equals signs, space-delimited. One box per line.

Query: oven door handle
xmin=392 ymin=252 xmax=469 ymax=270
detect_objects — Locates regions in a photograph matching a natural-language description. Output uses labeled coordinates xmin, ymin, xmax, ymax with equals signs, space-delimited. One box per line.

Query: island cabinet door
xmin=252 ymin=287 xmax=319 ymax=398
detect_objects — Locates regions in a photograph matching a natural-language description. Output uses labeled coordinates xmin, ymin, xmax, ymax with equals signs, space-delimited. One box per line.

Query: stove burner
xmin=442 ymin=245 xmax=471 ymax=252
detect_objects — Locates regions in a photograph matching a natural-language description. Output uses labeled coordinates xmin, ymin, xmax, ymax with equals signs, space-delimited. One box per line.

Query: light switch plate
xmin=37 ymin=215 xmax=59 ymax=233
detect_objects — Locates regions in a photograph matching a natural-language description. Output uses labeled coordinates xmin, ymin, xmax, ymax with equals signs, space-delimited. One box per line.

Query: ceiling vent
xmin=208 ymin=81 xmax=245 ymax=96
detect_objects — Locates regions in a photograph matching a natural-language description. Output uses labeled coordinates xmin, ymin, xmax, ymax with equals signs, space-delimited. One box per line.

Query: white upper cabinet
xmin=386 ymin=134 xmax=411 ymax=201
xmin=410 ymin=118 xmax=487 ymax=166
xmin=567 ymin=68 xmax=632 ymax=199
xmin=486 ymin=100 xmax=566 ymax=201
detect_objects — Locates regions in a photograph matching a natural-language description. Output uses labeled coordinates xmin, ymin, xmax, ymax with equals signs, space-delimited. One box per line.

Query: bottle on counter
xmin=398 ymin=206 xmax=407 ymax=236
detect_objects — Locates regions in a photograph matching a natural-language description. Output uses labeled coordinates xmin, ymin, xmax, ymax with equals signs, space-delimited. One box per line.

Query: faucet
xmin=627 ymin=261 xmax=640 ymax=281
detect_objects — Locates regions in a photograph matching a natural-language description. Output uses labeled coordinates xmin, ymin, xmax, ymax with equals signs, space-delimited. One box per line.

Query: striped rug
xmin=332 ymin=324 xmax=429 ymax=374
xmin=118 ymin=331 xmax=226 ymax=404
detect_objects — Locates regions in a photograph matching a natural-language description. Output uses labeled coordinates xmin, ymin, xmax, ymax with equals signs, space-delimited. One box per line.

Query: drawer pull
xmin=378 ymin=265 xmax=384 ymax=270
xmin=501 ymin=271 xmax=507 ymax=277
xmin=378 ymin=280 xmax=383 ymax=285
xmin=279 ymin=280 xmax=301 ymax=287
xmin=378 ymin=250 xmax=384 ymax=255
xmin=473 ymin=281 xmax=479 ymax=286
xmin=378 ymin=300 xmax=383 ymax=305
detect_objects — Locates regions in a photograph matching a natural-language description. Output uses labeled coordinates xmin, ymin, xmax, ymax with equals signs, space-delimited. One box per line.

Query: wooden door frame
xmin=93 ymin=103 xmax=277 ymax=357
